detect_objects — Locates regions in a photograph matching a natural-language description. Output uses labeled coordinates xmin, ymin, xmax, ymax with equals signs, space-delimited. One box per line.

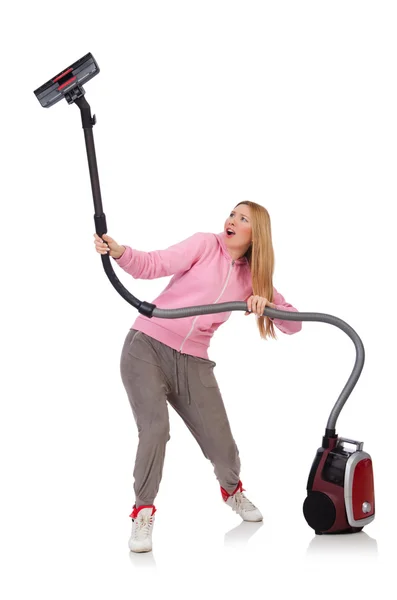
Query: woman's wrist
xmin=116 ymin=245 xmax=126 ymax=259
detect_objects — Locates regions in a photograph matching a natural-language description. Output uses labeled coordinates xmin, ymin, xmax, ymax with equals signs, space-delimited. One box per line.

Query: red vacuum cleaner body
xmin=303 ymin=435 xmax=375 ymax=534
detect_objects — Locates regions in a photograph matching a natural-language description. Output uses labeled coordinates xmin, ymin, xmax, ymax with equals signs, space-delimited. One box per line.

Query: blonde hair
xmin=236 ymin=201 xmax=277 ymax=341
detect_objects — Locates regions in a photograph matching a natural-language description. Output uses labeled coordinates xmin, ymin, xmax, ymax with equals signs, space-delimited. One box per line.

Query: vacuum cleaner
xmin=33 ymin=52 xmax=375 ymax=535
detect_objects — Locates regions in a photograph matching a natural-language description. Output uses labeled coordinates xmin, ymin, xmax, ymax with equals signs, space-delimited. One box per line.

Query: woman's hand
xmin=93 ymin=233 xmax=126 ymax=259
xmin=245 ymin=295 xmax=276 ymax=317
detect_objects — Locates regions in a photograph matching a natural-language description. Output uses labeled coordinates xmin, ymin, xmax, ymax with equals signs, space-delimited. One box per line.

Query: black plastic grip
xmin=94 ymin=213 xmax=107 ymax=237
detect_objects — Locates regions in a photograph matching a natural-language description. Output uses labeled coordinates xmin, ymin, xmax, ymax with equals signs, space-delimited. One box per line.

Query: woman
xmin=94 ymin=201 xmax=302 ymax=553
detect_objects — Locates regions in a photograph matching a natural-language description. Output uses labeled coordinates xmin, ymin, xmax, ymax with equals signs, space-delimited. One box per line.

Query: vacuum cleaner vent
xmin=33 ymin=52 xmax=99 ymax=108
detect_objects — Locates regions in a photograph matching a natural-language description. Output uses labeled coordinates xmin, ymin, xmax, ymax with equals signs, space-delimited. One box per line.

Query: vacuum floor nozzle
xmin=33 ymin=52 xmax=99 ymax=108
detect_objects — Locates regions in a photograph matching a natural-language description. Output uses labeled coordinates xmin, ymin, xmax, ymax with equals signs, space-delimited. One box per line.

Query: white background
xmin=1 ymin=1 xmax=396 ymax=597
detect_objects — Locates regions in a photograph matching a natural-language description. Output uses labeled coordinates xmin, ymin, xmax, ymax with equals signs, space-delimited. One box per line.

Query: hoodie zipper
xmin=179 ymin=259 xmax=235 ymax=353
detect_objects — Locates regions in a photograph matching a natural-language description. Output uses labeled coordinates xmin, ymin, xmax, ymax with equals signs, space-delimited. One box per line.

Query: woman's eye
xmin=230 ymin=213 xmax=247 ymax=222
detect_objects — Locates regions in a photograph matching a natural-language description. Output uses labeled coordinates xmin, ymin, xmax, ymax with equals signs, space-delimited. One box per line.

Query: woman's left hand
xmin=245 ymin=295 xmax=276 ymax=317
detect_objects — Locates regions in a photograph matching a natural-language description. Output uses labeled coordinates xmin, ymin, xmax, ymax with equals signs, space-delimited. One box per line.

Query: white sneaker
xmin=221 ymin=481 xmax=263 ymax=522
xmin=128 ymin=504 xmax=156 ymax=553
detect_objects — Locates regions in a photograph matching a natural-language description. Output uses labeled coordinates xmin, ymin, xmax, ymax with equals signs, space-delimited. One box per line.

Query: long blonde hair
xmin=236 ymin=201 xmax=277 ymax=341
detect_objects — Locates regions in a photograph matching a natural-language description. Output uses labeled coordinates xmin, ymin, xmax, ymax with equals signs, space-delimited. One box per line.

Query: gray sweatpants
xmin=120 ymin=328 xmax=241 ymax=507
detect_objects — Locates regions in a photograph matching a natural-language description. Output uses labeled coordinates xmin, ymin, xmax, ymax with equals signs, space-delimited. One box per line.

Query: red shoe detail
xmin=129 ymin=504 xmax=157 ymax=519
xmin=220 ymin=480 xmax=245 ymax=501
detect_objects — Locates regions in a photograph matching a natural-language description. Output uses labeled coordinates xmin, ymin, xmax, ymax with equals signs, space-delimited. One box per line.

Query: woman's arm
xmin=271 ymin=287 xmax=302 ymax=334
xmin=112 ymin=232 xmax=209 ymax=280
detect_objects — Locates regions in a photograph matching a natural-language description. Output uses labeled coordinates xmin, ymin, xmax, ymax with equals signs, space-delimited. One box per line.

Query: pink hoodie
xmin=113 ymin=231 xmax=302 ymax=359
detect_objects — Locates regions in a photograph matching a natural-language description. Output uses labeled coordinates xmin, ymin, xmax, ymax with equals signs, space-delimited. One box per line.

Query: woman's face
xmin=224 ymin=205 xmax=253 ymax=249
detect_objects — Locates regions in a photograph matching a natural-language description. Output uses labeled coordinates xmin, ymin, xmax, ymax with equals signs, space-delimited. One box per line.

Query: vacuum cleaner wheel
xmin=303 ymin=491 xmax=336 ymax=532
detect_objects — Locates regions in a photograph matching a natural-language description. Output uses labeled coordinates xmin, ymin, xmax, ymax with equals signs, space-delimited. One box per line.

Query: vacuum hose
xmin=75 ymin=94 xmax=365 ymax=437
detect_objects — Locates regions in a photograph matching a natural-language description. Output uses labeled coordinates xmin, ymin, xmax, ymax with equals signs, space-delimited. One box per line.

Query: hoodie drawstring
xmin=174 ymin=359 xmax=179 ymax=395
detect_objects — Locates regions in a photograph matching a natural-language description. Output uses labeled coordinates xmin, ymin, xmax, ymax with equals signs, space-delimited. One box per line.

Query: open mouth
xmin=226 ymin=228 xmax=236 ymax=237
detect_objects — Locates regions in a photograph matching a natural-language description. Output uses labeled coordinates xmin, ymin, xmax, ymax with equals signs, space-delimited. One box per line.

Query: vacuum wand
xmin=33 ymin=52 xmax=365 ymax=437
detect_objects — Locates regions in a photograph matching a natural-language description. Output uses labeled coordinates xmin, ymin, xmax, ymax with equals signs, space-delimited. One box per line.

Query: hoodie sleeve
xmin=111 ymin=232 xmax=208 ymax=279
xmin=271 ymin=286 xmax=302 ymax=334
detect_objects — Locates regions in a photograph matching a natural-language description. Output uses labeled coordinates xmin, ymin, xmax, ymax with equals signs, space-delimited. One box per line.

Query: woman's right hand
xmin=93 ymin=233 xmax=126 ymax=259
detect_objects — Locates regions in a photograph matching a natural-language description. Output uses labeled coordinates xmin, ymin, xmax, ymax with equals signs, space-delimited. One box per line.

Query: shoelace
xmin=132 ymin=514 xmax=154 ymax=539
xmin=231 ymin=491 xmax=257 ymax=512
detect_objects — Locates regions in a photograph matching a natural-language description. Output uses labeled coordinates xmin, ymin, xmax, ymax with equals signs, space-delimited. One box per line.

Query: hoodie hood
xmin=215 ymin=231 xmax=249 ymax=265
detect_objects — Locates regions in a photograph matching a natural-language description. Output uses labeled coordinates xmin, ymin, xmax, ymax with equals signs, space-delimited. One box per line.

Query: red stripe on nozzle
xmin=58 ymin=76 xmax=77 ymax=91
xmin=53 ymin=68 xmax=73 ymax=83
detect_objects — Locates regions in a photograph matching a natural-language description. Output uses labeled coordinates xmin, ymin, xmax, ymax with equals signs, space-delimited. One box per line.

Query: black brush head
xmin=33 ymin=52 xmax=100 ymax=108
